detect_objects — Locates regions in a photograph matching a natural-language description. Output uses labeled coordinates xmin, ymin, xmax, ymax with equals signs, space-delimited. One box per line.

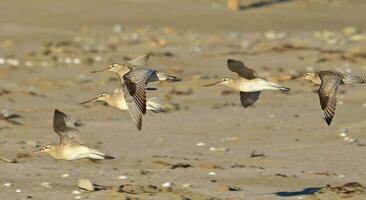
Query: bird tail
xmin=102 ymin=154 xmax=115 ymax=160
xmin=343 ymin=74 xmax=366 ymax=84
xmin=147 ymin=97 xmax=167 ymax=113
xmin=268 ymin=82 xmax=290 ymax=92
xmin=156 ymin=72 xmax=181 ymax=82
xmin=279 ymin=86 xmax=290 ymax=92
xmin=91 ymin=150 xmax=115 ymax=160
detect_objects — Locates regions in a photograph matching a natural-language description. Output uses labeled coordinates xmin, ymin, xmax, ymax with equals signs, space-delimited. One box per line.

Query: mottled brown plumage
xmin=302 ymin=71 xmax=366 ymax=125
xmin=91 ymin=55 xmax=180 ymax=131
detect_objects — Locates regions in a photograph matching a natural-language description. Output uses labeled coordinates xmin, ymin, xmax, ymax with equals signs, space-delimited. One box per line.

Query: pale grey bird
xmin=35 ymin=109 xmax=114 ymax=160
xmin=301 ymin=71 xmax=366 ymax=125
xmin=204 ymin=59 xmax=290 ymax=107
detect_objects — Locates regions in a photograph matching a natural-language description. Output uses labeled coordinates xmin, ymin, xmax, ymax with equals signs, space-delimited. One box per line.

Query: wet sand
xmin=1 ymin=0 xmax=366 ymax=199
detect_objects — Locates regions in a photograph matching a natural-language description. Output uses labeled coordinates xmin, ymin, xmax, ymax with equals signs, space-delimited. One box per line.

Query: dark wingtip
xmin=280 ymin=87 xmax=290 ymax=92
xmin=54 ymin=109 xmax=65 ymax=117
xmin=104 ymin=155 xmax=115 ymax=160
xmin=325 ymin=118 xmax=332 ymax=126
xmin=227 ymin=59 xmax=235 ymax=63
xmin=168 ymin=76 xmax=181 ymax=82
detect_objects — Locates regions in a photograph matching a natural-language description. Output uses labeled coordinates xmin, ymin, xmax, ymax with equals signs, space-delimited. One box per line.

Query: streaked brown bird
xmin=91 ymin=55 xmax=180 ymax=130
xmin=36 ymin=109 xmax=114 ymax=160
xmin=301 ymin=71 xmax=366 ymax=125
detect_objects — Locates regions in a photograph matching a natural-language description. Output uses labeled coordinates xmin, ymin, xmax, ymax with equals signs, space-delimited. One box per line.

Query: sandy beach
xmin=1 ymin=0 xmax=366 ymax=199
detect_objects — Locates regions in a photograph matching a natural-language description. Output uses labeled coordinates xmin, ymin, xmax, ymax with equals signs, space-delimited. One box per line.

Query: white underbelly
xmin=115 ymin=99 xmax=129 ymax=110
xmin=239 ymin=80 xmax=278 ymax=92
xmin=62 ymin=146 xmax=91 ymax=160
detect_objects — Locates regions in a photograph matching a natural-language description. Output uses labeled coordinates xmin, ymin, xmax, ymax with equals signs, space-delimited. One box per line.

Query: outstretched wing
xmin=240 ymin=92 xmax=261 ymax=108
xmin=53 ymin=109 xmax=85 ymax=145
xmin=317 ymin=72 xmax=342 ymax=125
xmin=121 ymin=69 xmax=153 ymax=131
xmin=125 ymin=54 xmax=151 ymax=68
xmin=227 ymin=59 xmax=259 ymax=80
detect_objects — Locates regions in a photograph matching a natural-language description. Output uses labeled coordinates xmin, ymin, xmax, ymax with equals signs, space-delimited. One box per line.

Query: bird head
xmin=91 ymin=63 xmax=124 ymax=73
xmin=79 ymin=93 xmax=111 ymax=105
xmin=203 ymin=77 xmax=232 ymax=87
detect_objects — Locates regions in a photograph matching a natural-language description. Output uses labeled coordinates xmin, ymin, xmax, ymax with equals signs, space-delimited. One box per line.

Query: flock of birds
xmin=35 ymin=55 xmax=366 ymax=161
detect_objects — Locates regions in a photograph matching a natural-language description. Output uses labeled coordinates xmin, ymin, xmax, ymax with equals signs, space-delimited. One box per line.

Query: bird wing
xmin=53 ymin=109 xmax=85 ymax=145
xmin=317 ymin=72 xmax=342 ymax=125
xmin=121 ymin=69 xmax=153 ymax=130
xmin=240 ymin=91 xmax=261 ymax=108
xmin=125 ymin=54 xmax=151 ymax=68
xmin=227 ymin=59 xmax=259 ymax=80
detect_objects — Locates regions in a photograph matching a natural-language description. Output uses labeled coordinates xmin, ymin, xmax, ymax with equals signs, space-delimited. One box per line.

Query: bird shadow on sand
xmin=274 ymin=187 xmax=321 ymax=197
xmin=240 ymin=0 xmax=295 ymax=11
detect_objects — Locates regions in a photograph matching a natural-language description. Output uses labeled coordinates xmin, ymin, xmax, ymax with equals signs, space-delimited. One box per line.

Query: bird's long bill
xmin=203 ymin=81 xmax=220 ymax=87
xmin=90 ymin=67 xmax=110 ymax=73
xmin=79 ymin=97 xmax=98 ymax=105
xmin=295 ymin=76 xmax=305 ymax=81
xmin=33 ymin=149 xmax=43 ymax=153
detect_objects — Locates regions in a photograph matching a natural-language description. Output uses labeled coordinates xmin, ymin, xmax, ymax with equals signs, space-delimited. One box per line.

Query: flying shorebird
xmin=91 ymin=54 xmax=181 ymax=83
xmin=80 ymin=90 xmax=166 ymax=113
xmin=35 ymin=109 xmax=114 ymax=160
xmin=90 ymin=55 xmax=180 ymax=131
xmin=204 ymin=59 xmax=290 ymax=108
xmin=300 ymin=71 xmax=366 ymax=125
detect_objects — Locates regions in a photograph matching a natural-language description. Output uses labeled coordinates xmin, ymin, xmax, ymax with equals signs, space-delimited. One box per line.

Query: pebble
xmin=78 ymin=178 xmax=94 ymax=191
xmin=0 ymin=57 xmax=5 ymax=64
xmin=15 ymin=189 xmax=21 ymax=193
xmin=182 ymin=183 xmax=191 ymax=187
xmin=61 ymin=173 xmax=70 ymax=178
xmin=6 ymin=58 xmax=19 ymax=66
xmin=338 ymin=174 xmax=345 ymax=178
xmin=72 ymin=190 xmax=81 ymax=194
xmin=344 ymin=137 xmax=350 ymax=141
xmin=4 ymin=182 xmax=12 ymax=187
xmin=118 ymin=175 xmax=128 ymax=180
xmin=73 ymin=58 xmax=81 ymax=64
xmin=41 ymin=182 xmax=52 ymax=188
xmin=340 ymin=133 xmax=347 ymax=137
xmin=196 ymin=142 xmax=205 ymax=146
xmin=74 ymin=196 xmax=82 ymax=199
xmin=208 ymin=172 xmax=216 ymax=176
xmin=162 ymin=182 xmax=173 ymax=187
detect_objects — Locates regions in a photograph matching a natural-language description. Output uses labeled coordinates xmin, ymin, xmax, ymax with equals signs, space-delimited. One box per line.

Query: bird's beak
xmin=34 ymin=149 xmax=43 ymax=153
xmin=79 ymin=97 xmax=99 ymax=105
xmin=91 ymin=67 xmax=110 ymax=73
xmin=203 ymin=81 xmax=220 ymax=87
xmin=295 ymin=76 xmax=305 ymax=81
